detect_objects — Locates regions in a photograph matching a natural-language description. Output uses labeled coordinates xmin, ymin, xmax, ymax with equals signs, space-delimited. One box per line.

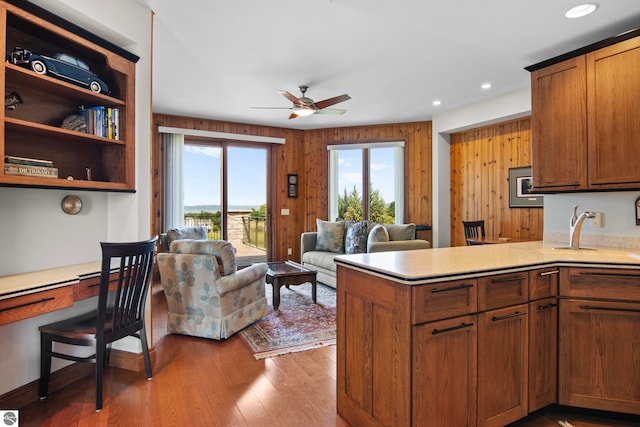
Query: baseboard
xmin=0 ymin=347 xmax=156 ymax=409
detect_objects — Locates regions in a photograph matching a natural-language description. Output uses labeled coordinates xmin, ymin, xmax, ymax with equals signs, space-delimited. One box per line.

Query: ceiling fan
xmin=252 ymin=85 xmax=351 ymax=119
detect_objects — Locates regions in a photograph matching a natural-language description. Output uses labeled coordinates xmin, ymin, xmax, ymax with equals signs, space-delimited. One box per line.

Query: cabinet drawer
xmin=529 ymin=267 xmax=559 ymax=300
xmin=560 ymin=267 xmax=640 ymax=302
xmin=0 ymin=287 xmax=74 ymax=326
xmin=72 ymin=272 xmax=119 ymax=301
xmin=412 ymin=279 xmax=477 ymax=324
xmin=478 ymin=272 xmax=528 ymax=311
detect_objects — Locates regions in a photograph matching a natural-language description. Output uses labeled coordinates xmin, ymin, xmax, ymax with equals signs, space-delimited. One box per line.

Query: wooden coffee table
xmin=266 ymin=261 xmax=317 ymax=310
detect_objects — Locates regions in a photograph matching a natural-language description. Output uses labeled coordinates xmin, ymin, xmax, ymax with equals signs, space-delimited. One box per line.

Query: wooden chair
xmin=462 ymin=220 xmax=486 ymax=245
xmin=38 ymin=237 xmax=157 ymax=412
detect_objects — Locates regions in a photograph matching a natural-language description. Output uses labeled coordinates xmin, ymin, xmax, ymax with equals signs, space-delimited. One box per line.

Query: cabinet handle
xmin=578 ymin=272 xmax=639 ymax=278
xmin=579 ymin=305 xmax=640 ymax=314
xmin=0 ymin=297 xmax=55 ymax=313
xmin=537 ymin=302 xmax=557 ymax=310
xmin=491 ymin=311 xmax=526 ymax=321
xmin=432 ymin=322 xmax=474 ymax=335
xmin=431 ymin=283 xmax=474 ymax=293
xmin=491 ymin=275 xmax=526 ymax=283
xmin=538 ymin=270 xmax=559 ymax=277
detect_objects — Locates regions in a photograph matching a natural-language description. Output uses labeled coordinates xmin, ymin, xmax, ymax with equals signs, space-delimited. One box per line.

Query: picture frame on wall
xmin=288 ymin=174 xmax=298 ymax=198
xmin=509 ymin=166 xmax=543 ymax=208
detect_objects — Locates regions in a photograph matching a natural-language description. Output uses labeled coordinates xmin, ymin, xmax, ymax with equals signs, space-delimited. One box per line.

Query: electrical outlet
xmin=287 ymin=248 xmax=292 ymax=255
xmin=590 ymin=212 xmax=603 ymax=228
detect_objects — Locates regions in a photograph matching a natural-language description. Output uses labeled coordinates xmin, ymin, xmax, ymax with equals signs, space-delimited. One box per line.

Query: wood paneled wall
xmin=450 ymin=117 xmax=543 ymax=247
xmin=152 ymin=117 xmax=433 ymax=262
xmin=302 ymin=121 xmax=433 ymax=244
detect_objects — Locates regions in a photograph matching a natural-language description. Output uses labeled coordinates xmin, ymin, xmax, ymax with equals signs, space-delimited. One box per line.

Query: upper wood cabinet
xmin=528 ymin=30 xmax=640 ymax=192
xmin=530 ymin=56 xmax=587 ymax=191
xmin=0 ymin=1 xmax=138 ymax=192
xmin=587 ymin=37 xmax=640 ymax=189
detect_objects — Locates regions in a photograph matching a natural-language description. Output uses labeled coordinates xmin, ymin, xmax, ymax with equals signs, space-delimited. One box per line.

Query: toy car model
xmin=8 ymin=47 xmax=110 ymax=94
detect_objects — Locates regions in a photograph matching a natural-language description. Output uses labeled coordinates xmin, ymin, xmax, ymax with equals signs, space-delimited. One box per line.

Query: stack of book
xmin=4 ymin=155 xmax=58 ymax=178
xmin=79 ymin=106 xmax=119 ymax=139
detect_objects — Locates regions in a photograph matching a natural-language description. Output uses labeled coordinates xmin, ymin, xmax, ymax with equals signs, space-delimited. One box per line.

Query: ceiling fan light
xmin=294 ymin=107 xmax=315 ymax=117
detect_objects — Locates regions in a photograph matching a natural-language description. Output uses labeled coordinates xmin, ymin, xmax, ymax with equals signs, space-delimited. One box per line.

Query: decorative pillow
xmin=170 ymin=239 xmax=236 ymax=276
xmin=315 ymin=219 xmax=346 ymax=253
xmin=385 ymin=223 xmax=416 ymax=241
xmin=344 ymin=220 xmax=368 ymax=254
xmin=367 ymin=224 xmax=389 ymax=245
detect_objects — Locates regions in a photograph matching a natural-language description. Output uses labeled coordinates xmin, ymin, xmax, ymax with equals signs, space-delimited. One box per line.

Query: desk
xmin=0 ymin=262 xmax=119 ymax=326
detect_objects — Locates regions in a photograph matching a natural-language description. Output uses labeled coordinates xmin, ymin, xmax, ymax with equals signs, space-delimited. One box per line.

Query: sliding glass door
xmin=181 ymin=140 xmax=268 ymax=265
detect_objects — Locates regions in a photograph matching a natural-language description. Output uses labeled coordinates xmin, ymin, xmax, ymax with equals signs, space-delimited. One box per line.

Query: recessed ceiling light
xmin=565 ymin=3 xmax=598 ymax=18
xmin=433 ymin=100 xmax=441 ymax=106
xmin=481 ymin=83 xmax=492 ymax=90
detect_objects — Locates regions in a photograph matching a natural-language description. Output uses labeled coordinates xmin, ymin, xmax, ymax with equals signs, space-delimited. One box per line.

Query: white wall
xmin=0 ymin=0 xmax=152 ymax=396
xmin=431 ymin=88 xmax=640 ymax=248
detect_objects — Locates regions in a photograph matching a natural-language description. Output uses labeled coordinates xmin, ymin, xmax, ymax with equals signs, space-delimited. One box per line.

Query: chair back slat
xmin=462 ymin=220 xmax=486 ymax=245
xmin=98 ymin=238 xmax=157 ymax=339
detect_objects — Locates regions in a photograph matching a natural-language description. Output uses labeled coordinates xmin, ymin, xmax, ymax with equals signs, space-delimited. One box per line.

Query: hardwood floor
xmin=19 ymin=283 xmax=640 ymax=426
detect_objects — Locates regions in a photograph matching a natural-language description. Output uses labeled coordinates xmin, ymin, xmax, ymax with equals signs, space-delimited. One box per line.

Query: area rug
xmin=239 ymin=282 xmax=336 ymax=359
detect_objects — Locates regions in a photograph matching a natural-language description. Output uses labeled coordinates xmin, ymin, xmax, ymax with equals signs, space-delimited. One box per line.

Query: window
xmin=328 ymin=142 xmax=404 ymax=223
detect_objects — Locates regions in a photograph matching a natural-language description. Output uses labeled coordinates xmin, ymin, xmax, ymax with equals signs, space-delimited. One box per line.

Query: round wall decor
xmin=61 ymin=195 xmax=82 ymax=215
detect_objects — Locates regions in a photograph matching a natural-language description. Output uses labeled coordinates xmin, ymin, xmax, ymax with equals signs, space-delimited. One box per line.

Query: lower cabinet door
xmin=528 ymin=297 xmax=558 ymax=411
xmin=478 ymin=304 xmax=529 ymax=427
xmin=559 ymin=299 xmax=640 ymax=415
xmin=413 ymin=314 xmax=477 ymax=427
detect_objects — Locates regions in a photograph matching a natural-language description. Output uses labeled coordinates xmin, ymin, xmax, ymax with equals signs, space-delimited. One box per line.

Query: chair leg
xmin=139 ymin=327 xmax=153 ymax=379
xmin=95 ymin=344 xmax=105 ymax=412
xmin=39 ymin=334 xmax=52 ymax=400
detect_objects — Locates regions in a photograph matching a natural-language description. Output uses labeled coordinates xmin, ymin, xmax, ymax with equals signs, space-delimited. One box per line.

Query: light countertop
xmin=334 ymin=241 xmax=640 ymax=284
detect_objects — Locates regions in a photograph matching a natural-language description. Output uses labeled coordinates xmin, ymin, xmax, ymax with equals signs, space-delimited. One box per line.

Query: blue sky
xmin=183 ymin=144 xmax=395 ymax=207
xmin=183 ymin=145 xmax=267 ymax=206
xmin=337 ymin=147 xmax=396 ymax=204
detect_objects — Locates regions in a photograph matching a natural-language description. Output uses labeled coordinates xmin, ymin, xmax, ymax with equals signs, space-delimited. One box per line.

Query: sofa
xmin=156 ymin=239 xmax=268 ymax=340
xmin=301 ymin=220 xmax=430 ymax=288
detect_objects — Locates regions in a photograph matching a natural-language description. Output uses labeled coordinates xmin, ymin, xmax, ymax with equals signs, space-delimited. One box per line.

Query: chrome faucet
xmin=569 ymin=205 xmax=595 ymax=249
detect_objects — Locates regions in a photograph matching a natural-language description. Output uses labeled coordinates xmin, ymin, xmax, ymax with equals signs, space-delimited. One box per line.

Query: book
xmin=4 ymin=164 xmax=58 ymax=178
xmin=4 ymin=155 xmax=54 ymax=167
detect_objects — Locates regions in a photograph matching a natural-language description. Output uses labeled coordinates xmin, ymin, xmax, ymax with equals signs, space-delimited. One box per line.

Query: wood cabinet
xmin=528 ymin=268 xmax=559 ymax=412
xmin=477 ymin=271 xmax=529 ymax=427
xmin=412 ymin=279 xmax=478 ymax=426
xmin=558 ymin=267 xmax=640 ymax=415
xmin=587 ymin=37 xmax=640 ymax=189
xmin=336 ymin=265 xmax=412 ymax=427
xmin=530 ymin=56 xmax=587 ymax=191
xmin=478 ymin=304 xmax=528 ymax=427
xmin=0 ymin=1 xmax=138 ymax=191
xmin=413 ymin=315 xmax=477 ymax=427
xmin=528 ymin=30 xmax=640 ymax=192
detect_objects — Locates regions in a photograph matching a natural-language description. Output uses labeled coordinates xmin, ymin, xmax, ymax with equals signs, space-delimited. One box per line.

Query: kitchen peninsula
xmin=335 ymin=241 xmax=640 ymax=427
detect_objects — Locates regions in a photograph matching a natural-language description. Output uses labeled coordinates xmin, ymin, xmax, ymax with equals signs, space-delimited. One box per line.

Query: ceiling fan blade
xmin=278 ymin=90 xmax=302 ymax=105
xmin=314 ymin=94 xmax=351 ymax=110
xmin=314 ymin=108 xmax=347 ymax=115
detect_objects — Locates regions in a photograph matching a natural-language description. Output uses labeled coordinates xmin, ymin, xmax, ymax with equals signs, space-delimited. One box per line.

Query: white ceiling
xmin=141 ymin=0 xmax=640 ymax=130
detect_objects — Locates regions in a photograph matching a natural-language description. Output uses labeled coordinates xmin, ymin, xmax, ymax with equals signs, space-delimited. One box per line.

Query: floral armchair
xmin=156 ymin=239 xmax=268 ymax=340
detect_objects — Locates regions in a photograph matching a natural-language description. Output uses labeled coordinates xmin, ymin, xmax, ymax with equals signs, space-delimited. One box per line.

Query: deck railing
xmin=242 ymin=216 xmax=266 ymax=250
xmin=183 ymin=214 xmax=266 ymax=249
